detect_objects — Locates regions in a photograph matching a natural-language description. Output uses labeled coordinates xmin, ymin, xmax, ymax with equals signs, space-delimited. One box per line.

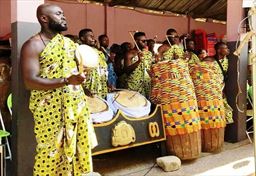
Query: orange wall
xmin=0 ymin=0 xmax=11 ymax=36
xmin=0 ymin=0 xmax=226 ymax=43
xmin=47 ymin=1 xmax=226 ymax=44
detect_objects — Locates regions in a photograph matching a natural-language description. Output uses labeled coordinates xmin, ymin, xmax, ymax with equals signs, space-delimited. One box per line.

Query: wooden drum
xmin=150 ymin=60 xmax=201 ymax=160
xmin=189 ymin=61 xmax=226 ymax=152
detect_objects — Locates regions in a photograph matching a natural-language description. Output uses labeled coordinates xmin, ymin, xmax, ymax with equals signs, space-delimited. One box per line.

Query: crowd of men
xmin=64 ymin=27 xmax=229 ymax=100
xmin=20 ymin=3 xmax=230 ymax=175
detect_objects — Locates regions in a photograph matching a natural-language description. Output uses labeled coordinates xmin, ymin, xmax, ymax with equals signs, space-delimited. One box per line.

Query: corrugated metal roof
xmin=78 ymin=0 xmax=227 ymax=21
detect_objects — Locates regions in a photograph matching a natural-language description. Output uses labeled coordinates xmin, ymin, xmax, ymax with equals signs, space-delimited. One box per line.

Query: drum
xmin=150 ymin=60 xmax=196 ymax=104
xmin=189 ymin=62 xmax=226 ymax=152
xmin=166 ymin=131 xmax=201 ymax=160
xmin=150 ymin=60 xmax=201 ymax=160
xmin=86 ymin=96 xmax=113 ymax=123
xmin=107 ymin=90 xmax=151 ymax=118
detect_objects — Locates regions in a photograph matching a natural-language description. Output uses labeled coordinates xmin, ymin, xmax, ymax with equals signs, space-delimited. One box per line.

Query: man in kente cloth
xmin=186 ymin=39 xmax=201 ymax=64
xmin=157 ymin=28 xmax=184 ymax=61
xmin=79 ymin=28 xmax=108 ymax=98
xmin=124 ymin=31 xmax=152 ymax=98
xmin=21 ymin=4 xmax=96 ymax=176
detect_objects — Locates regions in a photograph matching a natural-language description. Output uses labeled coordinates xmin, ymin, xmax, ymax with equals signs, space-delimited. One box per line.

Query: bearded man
xmin=21 ymin=4 xmax=95 ymax=176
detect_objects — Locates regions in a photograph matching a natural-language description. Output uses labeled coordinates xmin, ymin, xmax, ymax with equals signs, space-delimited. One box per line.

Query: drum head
xmin=76 ymin=44 xmax=99 ymax=68
xmin=86 ymin=96 xmax=108 ymax=113
xmin=115 ymin=90 xmax=147 ymax=108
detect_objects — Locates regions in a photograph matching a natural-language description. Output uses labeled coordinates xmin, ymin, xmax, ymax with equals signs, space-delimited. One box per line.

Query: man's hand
xmin=138 ymin=51 xmax=144 ymax=62
xmin=66 ymin=74 xmax=85 ymax=85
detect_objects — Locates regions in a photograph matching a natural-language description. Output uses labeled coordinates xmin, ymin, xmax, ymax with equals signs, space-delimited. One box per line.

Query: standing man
xmin=124 ymin=31 xmax=152 ymax=97
xmin=186 ymin=39 xmax=201 ymax=64
xmin=79 ymin=29 xmax=108 ymax=98
xmin=157 ymin=28 xmax=177 ymax=59
xmin=214 ymin=42 xmax=233 ymax=124
xmin=147 ymin=39 xmax=155 ymax=56
xmin=162 ymin=28 xmax=184 ymax=61
xmin=98 ymin=34 xmax=110 ymax=61
xmin=21 ymin=4 xmax=94 ymax=175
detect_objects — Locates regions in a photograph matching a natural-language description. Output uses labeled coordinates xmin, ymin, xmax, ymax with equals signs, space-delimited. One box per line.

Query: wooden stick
xmin=165 ymin=35 xmax=172 ymax=46
xmin=101 ymin=46 xmax=110 ymax=57
xmin=129 ymin=31 xmax=141 ymax=52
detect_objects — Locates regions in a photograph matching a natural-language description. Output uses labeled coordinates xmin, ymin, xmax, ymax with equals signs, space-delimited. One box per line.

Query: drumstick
xmin=165 ymin=35 xmax=172 ymax=46
xmin=129 ymin=31 xmax=141 ymax=52
xmin=183 ymin=36 xmax=187 ymax=51
xmin=101 ymin=46 xmax=110 ymax=58
xmin=128 ymin=91 xmax=138 ymax=100
xmin=153 ymin=35 xmax=158 ymax=42
xmin=112 ymin=92 xmax=120 ymax=104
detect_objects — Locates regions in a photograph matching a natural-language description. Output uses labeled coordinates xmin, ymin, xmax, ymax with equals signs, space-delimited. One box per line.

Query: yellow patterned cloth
xmin=188 ymin=52 xmax=201 ymax=64
xmin=189 ymin=61 xmax=226 ymax=129
xmin=163 ymin=44 xmax=184 ymax=61
xmin=83 ymin=49 xmax=108 ymax=98
xmin=29 ymin=34 xmax=93 ymax=176
xmin=217 ymin=56 xmax=233 ymax=124
xmin=220 ymin=56 xmax=229 ymax=72
xmin=126 ymin=50 xmax=152 ymax=97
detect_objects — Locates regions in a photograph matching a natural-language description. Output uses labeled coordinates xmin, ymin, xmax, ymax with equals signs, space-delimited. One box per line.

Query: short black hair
xmin=166 ymin=28 xmax=177 ymax=35
xmin=196 ymin=49 xmax=207 ymax=55
xmin=186 ymin=39 xmax=194 ymax=44
xmin=214 ymin=41 xmax=227 ymax=51
xmin=133 ymin=32 xmax=146 ymax=40
xmin=110 ymin=43 xmax=121 ymax=54
xmin=78 ymin=28 xmax=93 ymax=40
xmin=120 ymin=42 xmax=131 ymax=53
xmin=147 ymin=39 xmax=155 ymax=43
xmin=98 ymin=34 xmax=108 ymax=42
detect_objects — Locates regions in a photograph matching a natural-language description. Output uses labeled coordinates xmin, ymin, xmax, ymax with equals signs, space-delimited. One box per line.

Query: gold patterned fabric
xmin=29 ymin=34 xmax=92 ymax=176
xmin=126 ymin=50 xmax=152 ymax=97
xmin=83 ymin=49 xmax=108 ymax=98
xmin=150 ymin=59 xmax=201 ymax=136
xmin=188 ymin=52 xmax=201 ymax=64
xmin=189 ymin=61 xmax=226 ymax=129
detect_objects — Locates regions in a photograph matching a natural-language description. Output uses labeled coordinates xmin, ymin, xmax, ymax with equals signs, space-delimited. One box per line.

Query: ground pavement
xmin=93 ymin=139 xmax=255 ymax=176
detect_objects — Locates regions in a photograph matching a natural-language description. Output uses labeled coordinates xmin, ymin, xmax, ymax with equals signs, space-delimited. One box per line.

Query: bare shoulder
xmin=21 ymin=34 xmax=45 ymax=56
xmin=125 ymin=49 xmax=137 ymax=58
xmin=158 ymin=44 xmax=170 ymax=53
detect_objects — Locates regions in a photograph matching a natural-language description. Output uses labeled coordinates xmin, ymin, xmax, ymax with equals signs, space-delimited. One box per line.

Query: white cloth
xmin=107 ymin=93 xmax=151 ymax=118
xmin=90 ymin=99 xmax=114 ymax=123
